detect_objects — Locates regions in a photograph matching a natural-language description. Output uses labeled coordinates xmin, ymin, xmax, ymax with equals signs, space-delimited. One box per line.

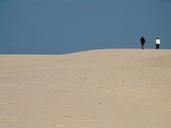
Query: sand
xmin=0 ymin=49 xmax=171 ymax=128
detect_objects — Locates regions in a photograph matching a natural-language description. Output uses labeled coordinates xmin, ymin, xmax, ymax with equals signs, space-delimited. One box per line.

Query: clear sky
xmin=0 ymin=0 xmax=171 ymax=54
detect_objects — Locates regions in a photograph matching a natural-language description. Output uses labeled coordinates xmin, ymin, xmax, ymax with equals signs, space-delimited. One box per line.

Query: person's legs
xmin=141 ymin=43 xmax=144 ymax=49
xmin=156 ymin=44 xmax=157 ymax=49
xmin=157 ymin=44 xmax=159 ymax=49
xmin=143 ymin=44 xmax=144 ymax=49
xmin=158 ymin=44 xmax=160 ymax=49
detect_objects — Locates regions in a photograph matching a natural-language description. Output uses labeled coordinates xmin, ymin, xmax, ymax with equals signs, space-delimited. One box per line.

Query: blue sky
xmin=0 ymin=0 xmax=171 ymax=54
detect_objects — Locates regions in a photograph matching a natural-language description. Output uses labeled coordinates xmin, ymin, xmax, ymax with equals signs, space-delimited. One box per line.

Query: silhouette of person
xmin=156 ymin=37 xmax=160 ymax=49
xmin=140 ymin=36 xmax=145 ymax=49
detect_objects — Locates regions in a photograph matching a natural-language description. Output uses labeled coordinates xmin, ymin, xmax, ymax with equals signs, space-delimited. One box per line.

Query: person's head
xmin=156 ymin=37 xmax=159 ymax=39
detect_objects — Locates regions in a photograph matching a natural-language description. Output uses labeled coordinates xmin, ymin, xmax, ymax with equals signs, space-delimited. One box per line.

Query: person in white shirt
xmin=156 ymin=37 xmax=160 ymax=49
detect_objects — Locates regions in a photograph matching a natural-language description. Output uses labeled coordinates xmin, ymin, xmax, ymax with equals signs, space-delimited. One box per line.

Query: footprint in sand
xmin=82 ymin=116 xmax=96 ymax=123
xmin=97 ymin=102 xmax=103 ymax=105
xmin=62 ymin=114 xmax=73 ymax=119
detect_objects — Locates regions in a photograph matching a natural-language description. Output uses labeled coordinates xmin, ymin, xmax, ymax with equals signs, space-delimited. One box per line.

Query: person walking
xmin=140 ymin=36 xmax=145 ymax=49
xmin=156 ymin=37 xmax=160 ymax=49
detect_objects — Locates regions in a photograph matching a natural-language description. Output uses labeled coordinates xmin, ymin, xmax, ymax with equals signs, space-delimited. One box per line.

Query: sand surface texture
xmin=0 ymin=49 xmax=171 ymax=128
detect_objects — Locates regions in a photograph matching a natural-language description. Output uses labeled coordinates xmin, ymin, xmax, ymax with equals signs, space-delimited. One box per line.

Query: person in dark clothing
xmin=140 ymin=36 xmax=145 ymax=49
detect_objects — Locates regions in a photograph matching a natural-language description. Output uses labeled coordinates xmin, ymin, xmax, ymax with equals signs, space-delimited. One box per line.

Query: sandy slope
xmin=0 ymin=49 xmax=171 ymax=128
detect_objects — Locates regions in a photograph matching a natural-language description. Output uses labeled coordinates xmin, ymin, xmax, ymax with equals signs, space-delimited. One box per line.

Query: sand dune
xmin=0 ymin=49 xmax=171 ymax=128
